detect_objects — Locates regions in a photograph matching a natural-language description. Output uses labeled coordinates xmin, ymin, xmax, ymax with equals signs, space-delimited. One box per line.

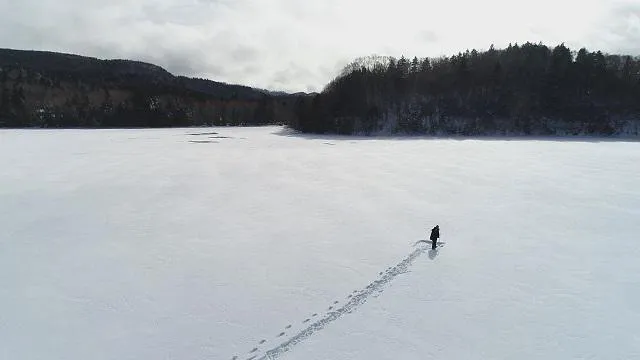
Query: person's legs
xmin=431 ymin=239 xmax=436 ymax=249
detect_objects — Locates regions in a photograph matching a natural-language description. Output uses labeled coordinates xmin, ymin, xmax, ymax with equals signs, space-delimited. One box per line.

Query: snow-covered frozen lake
xmin=1 ymin=126 xmax=639 ymax=360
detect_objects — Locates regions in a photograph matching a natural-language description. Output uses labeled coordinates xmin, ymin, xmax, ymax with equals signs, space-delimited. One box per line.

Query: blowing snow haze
xmin=0 ymin=0 xmax=639 ymax=93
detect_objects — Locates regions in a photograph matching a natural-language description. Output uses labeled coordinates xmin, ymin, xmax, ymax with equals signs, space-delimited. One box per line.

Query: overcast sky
xmin=1 ymin=0 xmax=638 ymax=92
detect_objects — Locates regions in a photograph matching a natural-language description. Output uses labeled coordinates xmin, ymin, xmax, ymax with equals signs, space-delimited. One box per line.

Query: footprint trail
xmin=254 ymin=245 xmax=427 ymax=360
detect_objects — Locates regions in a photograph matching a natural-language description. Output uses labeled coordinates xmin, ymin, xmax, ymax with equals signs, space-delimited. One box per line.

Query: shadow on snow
xmin=271 ymin=127 xmax=640 ymax=143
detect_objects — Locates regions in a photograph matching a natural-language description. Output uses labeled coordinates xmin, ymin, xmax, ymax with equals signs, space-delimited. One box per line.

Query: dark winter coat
xmin=430 ymin=227 xmax=440 ymax=241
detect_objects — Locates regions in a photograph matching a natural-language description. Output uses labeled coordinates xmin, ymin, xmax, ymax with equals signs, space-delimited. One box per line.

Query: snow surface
xmin=1 ymin=126 xmax=639 ymax=360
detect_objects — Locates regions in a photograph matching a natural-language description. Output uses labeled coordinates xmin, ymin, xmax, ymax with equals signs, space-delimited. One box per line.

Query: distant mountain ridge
xmin=0 ymin=48 xmax=303 ymax=127
xmin=0 ymin=48 xmax=172 ymax=80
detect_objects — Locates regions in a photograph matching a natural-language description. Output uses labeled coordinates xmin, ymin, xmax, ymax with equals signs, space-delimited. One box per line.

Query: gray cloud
xmin=231 ymin=46 xmax=261 ymax=62
xmin=0 ymin=0 xmax=638 ymax=92
xmin=605 ymin=3 xmax=640 ymax=54
xmin=416 ymin=30 xmax=439 ymax=44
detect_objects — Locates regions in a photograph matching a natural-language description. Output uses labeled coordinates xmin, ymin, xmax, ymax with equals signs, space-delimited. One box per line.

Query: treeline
xmin=0 ymin=48 xmax=299 ymax=128
xmin=291 ymin=43 xmax=640 ymax=136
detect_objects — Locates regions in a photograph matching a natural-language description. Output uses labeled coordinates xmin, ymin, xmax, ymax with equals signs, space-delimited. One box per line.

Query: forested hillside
xmin=0 ymin=48 xmax=299 ymax=128
xmin=291 ymin=43 xmax=640 ymax=136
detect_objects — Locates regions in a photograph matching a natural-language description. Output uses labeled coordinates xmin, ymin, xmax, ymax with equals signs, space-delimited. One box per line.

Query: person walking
xmin=430 ymin=225 xmax=440 ymax=250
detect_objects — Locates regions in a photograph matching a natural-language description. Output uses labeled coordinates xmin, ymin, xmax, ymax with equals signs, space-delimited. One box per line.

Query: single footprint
xmin=278 ymin=332 xmax=285 ymax=337
xmin=328 ymin=306 xmax=333 ymax=310
xmin=334 ymin=300 xmax=339 ymax=304
xmin=259 ymin=340 xmax=266 ymax=344
xmin=285 ymin=325 xmax=292 ymax=329
xmin=303 ymin=318 xmax=310 ymax=323
xmin=246 ymin=356 xmax=257 ymax=360
xmin=232 ymin=356 xmax=238 ymax=360
xmin=379 ymin=272 xmax=383 ymax=275
xmin=312 ymin=313 xmax=318 ymax=317
xmin=347 ymin=294 xmax=353 ymax=299
xmin=250 ymin=348 xmax=258 ymax=353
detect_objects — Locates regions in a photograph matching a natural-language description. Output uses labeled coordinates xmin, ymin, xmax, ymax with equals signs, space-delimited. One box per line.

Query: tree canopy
xmin=291 ymin=43 xmax=640 ymax=136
